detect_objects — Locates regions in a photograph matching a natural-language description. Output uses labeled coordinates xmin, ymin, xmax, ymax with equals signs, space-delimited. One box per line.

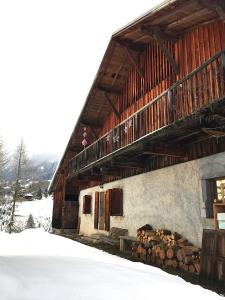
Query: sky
xmin=0 ymin=0 xmax=163 ymax=158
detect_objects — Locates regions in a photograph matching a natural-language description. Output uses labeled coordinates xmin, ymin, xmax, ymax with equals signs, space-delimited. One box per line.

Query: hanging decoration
xmin=113 ymin=132 xmax=120 ymax=144
xmin=106 ymin=134 xmax=111 ymax=142
xmin=124 ymin=119 xmax=132 ymax=133
xmin=82 ymin=127 xmax=88 ymax=148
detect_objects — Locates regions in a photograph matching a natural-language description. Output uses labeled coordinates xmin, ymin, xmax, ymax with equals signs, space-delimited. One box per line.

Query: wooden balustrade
xmin=69 ymin=50 xmax=225 ymax=175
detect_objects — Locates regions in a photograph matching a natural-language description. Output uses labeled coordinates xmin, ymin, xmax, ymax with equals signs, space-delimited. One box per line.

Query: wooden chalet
xmin=49 ymin=0 xmax=225 ymax=250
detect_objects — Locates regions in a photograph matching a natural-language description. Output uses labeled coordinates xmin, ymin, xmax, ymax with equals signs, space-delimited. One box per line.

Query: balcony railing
xmin=70 ymin=50 xmax=225 ymax=175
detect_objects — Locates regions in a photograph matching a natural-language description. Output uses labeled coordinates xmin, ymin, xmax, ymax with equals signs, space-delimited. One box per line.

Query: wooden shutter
xmin=83 ymin=195 xmax=92 ymax=214
xmin=94 ymin=192 xmax=99 ymax=229
xmin=110 ymin=188 xmax=123 ymax=216
xmin=104 ymin=190 xmax=111 ymax=231
xmin=205 ymin=180 xmax=217 ymax=218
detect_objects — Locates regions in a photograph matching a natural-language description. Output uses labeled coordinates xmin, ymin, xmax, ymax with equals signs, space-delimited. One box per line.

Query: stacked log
xmin=132 ymin=227 xmax=200 ymax=274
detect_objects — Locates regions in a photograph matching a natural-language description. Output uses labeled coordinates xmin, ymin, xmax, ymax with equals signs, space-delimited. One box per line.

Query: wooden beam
xmin=75 ymin=173 xmax=102 ymax=182
xmin=170 ymin=130 xmax=201 ymax=143
xmin=150 ymin=0 xmax=197 ymax=25
xmin=111 ymin=160 xmax=145 ymax=169
xmin=80 ymin=120 xmax=101 ymax=129
xmin=144 ymin=145 xmax=188 ymax=158
xmin=141 ymin=25 xmax=179 ymax=74
xmin=200 ymin=0 xmax=225 ymax=22
xmin=111 ymin=54 xmax=128 ymax=87
xmin=97 ymin=85 xmax=121 ymax=95
xmin=103 ymin=92 xmax=120 ymax=118
xmin=212 ymin=114 xmax=225 ymax=122
xmin=114 ymin=37 xmax=145 ymax=52
xmin=125 ymin=47 xmax=144 ymax=78
xmin=91 ymin=166 xmax=121 ymax=177
xmin=201 ymin=128 xmax=225 ymax=137
xmin=166 ymin=8 xmax=209 ymax=30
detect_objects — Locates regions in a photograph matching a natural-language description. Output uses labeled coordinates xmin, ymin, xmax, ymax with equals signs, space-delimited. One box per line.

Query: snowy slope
xmin=0 ymin=230 xmax=222 ymax=300
xmin=15 ymin=197 xmax=53 ymax=230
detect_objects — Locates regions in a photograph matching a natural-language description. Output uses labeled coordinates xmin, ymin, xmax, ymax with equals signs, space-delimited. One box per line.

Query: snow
xmin=15 ymin=197 xmax=53 ymax=230
xmin=0 ymin=229 xmax=222 ymax=300
xmin=16 ymin=197 xmax=53 ymax=219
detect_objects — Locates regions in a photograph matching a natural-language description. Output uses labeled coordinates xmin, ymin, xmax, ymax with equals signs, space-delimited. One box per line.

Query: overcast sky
xmin=0 ymin=0 xmax=162 ymax=158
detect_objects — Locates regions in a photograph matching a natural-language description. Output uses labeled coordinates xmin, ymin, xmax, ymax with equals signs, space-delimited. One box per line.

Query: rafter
xmin=80 ymin=120 xmax=101 ymax=129
xmin=141 ymin=25 xmax=179 ymax=74
xmin=166 ymin=8 xmax=209 ymax=30
xmin=103 ymin=92 xmax=120 ymax=118
xmin=114 ymin=37 xmax=144 ymax=78
xmin=150 ymin=0 xmax=197 ymax=25
xmin=97 ymin=85 xmax=121 ymax=95
xmin=125 ymin=47 xmax=144 ymax=78
xmin=114 ymin=37 xmax=145 ymax=52
xmin=111 ymin=54 xmax=128 ymax=87
xmin=200 ymin=0 xmax=225 ymax=22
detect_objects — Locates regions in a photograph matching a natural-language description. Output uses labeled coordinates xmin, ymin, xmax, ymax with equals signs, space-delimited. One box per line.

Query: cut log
xmin=177 ymin=249 xmax=184 ymax=261
xmin=188 ymin=264 xmax=196 ymax=273
xmin=172 ymin=259 xmax=178 ymax=268
xmin=159 ymin=249 xmax=166 ymax=260
xmin=183 ymin=264 xmax=189 ymax=272
xmin=166 ymin=246 xmax=179 ymax=259
xmin=184 ymin=255 xmax=193 ymax=264
xmin=193 ymin=260 xmax=200 ymax=273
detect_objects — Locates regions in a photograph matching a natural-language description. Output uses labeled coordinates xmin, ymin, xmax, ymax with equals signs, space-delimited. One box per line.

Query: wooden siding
xmin=200 ymin=229 xmax=225 ymax=283
xmin=100 ymin=20 xmax=225 ymax=136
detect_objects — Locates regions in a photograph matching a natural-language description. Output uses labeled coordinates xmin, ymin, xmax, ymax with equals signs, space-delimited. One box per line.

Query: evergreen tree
xmin=25 ymin=214 xmax=35 ymax=229
xmin=36 ymin=188 xmax=42 ymax=200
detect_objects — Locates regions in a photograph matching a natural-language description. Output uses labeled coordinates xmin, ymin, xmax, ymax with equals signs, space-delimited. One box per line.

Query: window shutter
xmin=104 ymin=190 xmax=111 ymax=231
xmin=110 ymin=188 xmax=123 ymax=216
xmin=83 ymin=195 xmax=92 ymax=214
xmin=94 ymin=192 xmax=99 ymax=229
xmin=205 ymin=180 xmax=217 ymax=218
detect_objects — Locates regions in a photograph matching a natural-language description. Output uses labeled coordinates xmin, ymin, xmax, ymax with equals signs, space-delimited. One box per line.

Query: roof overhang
xmin=49 ymin=0 xmax=224 ymax=193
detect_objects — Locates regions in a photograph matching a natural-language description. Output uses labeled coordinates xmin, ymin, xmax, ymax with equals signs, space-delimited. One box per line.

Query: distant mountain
xmin=30 ymin=152 xmax=61 ymax=163
xmin=3 ymin=153 xmax=59 ymax=182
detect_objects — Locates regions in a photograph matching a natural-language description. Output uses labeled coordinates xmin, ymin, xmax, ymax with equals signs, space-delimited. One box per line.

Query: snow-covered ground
xmin=0 ymin=229 xmax=222 ymax=300
xmin=15 ymin=197 xmax=53 ymax=230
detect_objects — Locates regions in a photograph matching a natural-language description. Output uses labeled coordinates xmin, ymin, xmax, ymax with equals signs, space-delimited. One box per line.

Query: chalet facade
xmin=49 ymin=0 xmax=225 ymax=247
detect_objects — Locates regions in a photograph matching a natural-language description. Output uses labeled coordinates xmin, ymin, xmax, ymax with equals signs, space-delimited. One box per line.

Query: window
xmin=83 ymin=195 xmax=92 ymax=214
xmin=110 ymin=188 xmax=123 ymax=216
xmin=205 ymin=177 xmax=225 ymax=218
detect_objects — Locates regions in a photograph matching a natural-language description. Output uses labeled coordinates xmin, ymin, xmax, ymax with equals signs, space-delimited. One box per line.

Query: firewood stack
xmin=132 ymin=225 xmax=200 ymax=274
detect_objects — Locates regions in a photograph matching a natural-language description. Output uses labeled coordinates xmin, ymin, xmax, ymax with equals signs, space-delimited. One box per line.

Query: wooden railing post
xmin=221 ymin=51 xmax=225 ymax=96
xmin=168 ymin=88 xmax=173 ymax=123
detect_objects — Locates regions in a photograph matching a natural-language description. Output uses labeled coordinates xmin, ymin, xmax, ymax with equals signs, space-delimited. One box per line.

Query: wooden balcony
xmin=69 ymin=50 xmax=225 ymax=178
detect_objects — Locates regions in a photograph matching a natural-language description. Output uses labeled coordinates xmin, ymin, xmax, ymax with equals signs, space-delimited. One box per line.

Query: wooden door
xmin=98 ymin=192 xmax=105 ymax=230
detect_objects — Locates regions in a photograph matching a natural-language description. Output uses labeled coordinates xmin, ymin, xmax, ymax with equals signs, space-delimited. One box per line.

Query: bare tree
xmin=8 ymin=140 xmax=27 ymax=233
xmin=0 ymin=135 xmax=8 ymax=181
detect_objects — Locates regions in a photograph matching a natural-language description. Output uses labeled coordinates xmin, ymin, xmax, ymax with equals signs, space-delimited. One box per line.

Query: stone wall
xmin=78 ymin=152 xmax=225 ymax=247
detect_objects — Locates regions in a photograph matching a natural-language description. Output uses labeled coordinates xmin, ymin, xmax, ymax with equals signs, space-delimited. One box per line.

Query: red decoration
xmin=82 ymin=139 xmax=88 ymax=147
xmin=82 ymin=127 xmax=88 ymax=148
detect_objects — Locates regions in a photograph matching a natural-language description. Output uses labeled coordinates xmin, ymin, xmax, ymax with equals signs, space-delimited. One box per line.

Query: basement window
xmin=205 ymin=178 xmax=225 ymax=218
xmin=83 ymin=195 xmax=92 ymax=214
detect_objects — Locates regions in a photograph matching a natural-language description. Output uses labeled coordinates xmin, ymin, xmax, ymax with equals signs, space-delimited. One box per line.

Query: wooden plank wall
xmin=100 ymin=20 xmax=225 ymax=136
xmin=52 ymin=175 xmax=65 ymax=229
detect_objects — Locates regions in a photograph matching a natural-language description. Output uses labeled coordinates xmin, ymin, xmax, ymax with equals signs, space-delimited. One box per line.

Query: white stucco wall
xmin=78 ymin=152 xmax=225 ymax=247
